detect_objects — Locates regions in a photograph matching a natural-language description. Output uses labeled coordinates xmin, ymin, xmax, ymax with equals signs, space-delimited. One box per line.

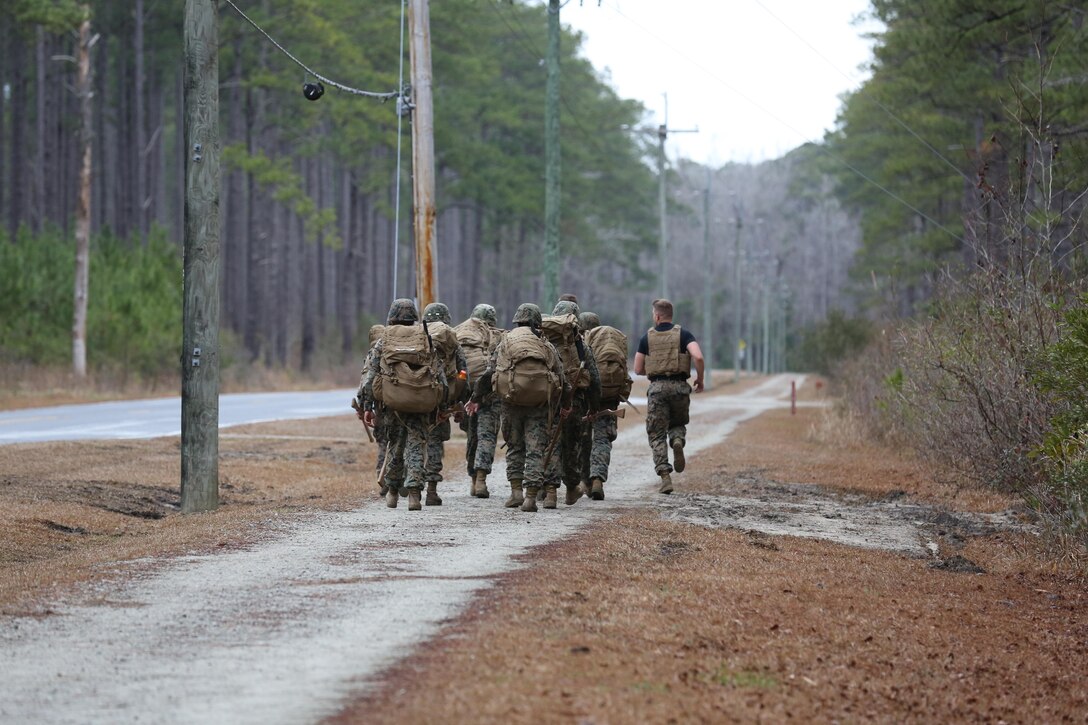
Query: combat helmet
xmin=511 ymin=303 xmax=542 ymax=328
xmin=470 ymin=303 xmax=498 ymax=326
xmin=578 ymin=311 xmax=600 ymax=331
xmin=423 ymin=302 xmax=451 ymax=324
xmin=386 ymin=298 xmax=418 ymax=325
xmin=553 ymin=300 xmax=580 ymax=317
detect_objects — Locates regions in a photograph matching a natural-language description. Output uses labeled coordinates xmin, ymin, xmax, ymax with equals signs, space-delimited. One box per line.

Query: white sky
xmin=560 ymin=0 xmax=881 ymax=165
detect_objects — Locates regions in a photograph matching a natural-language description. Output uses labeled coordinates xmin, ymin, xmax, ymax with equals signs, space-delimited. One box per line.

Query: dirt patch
xmin=331 ymin=395 xmax=1087 ymax=724
xmin=332 ymin=512 xmax=1087 ymax=724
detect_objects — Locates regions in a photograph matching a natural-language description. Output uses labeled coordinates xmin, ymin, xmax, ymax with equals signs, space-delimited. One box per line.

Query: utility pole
xmin=701 ymin=168 xmax=712 ymax=389
xmin=181 ymin=0 xmax=221 ymax=513
xmin=655 ymin=94 xmax=696 ymax=299
xmin=732 ymin=202 xmax=742 ymax=383
xmin=761 ymin=274 xmax=770 ymax=375
xmin=408 ymin=0 xmax=437 ymax=309
xmin=543 ymin=0 xmax=561 ymax=306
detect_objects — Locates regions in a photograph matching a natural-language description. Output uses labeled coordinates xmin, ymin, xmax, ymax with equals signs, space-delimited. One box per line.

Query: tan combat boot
xmin=590 ymin=477 xmax=605 ymax=501
xmin=408 ymin=488 xmax=423 ymax=510
xmin=672 ymin=440 xmax=686 ymax=473
xmin=564 ymin=484 xmax=583 ymax=506
xmin=474 ymin=470 xmax=490 ymax=499
xmin=505 ymin=480 xmax=524 ymax=508
xmin=521 ymin=486 xmax=539 ymax=512
xmin=385 ymin=487 xmax=399 ymax=508
xmin=469 ymin=473 xmax=478 ymax=497
xmin=425 ymin=482 xmax=442 ymax=506
xmin=544 ymin=485 xmax=558 ymax=509
xmin=658 ymin=472 xmax=674 ymax=495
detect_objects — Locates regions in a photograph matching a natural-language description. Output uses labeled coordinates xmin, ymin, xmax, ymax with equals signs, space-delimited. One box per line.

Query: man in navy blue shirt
xmin=634 ymin=299 xmax=705 ymax=494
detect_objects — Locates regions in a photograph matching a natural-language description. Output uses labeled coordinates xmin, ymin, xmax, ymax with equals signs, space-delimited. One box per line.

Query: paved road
xmin=0 ymin=377 xmax=801 ymax=724
xmin=0 ymin=389 xmax=362 ymax=444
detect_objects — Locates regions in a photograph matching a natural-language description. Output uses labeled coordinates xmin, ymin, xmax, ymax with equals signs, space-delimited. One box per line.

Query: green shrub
xmin=790 ymin=310 xmax=872 ymax=376
xmin=0 ymin=229 xmax=182 ymax=378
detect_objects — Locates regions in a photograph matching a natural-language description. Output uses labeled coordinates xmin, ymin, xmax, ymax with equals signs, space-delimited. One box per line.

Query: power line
xmin=223 ymin=0 xmax=400 ymax=101
xmin=601 ymin=0 xmax=967 ymax=246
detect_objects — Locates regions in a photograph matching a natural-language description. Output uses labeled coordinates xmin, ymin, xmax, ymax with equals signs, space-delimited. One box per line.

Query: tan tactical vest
xmin=644 ymin=325 xmax=691 ymax=378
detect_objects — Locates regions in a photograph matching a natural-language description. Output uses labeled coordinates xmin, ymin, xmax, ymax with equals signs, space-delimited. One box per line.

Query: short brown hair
xmin=652 ymin=298 xmax=673 ymax=319
xmin=558 ymin=293 xmax=579 ymax=303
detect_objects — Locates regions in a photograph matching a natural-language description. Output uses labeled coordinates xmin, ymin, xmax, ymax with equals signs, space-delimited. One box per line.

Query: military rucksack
xmin=585 ymin=325 xmax=632 ymax=401
xmin=540 ymin=313 xmax=590 ymax=389
xmin=495 ymin=326 xmax=561 ymax=406
xmin=454 ymin=317 xmax=498 ymax=383
xmin=425 ymin=320 xmax=467 ymax=404
xmin=373 ymin=323 xmax=445 ymax=414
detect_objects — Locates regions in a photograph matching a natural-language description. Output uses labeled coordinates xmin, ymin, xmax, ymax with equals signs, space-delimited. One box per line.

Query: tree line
xmin=0 ymin=1 xmax=660 ymax=374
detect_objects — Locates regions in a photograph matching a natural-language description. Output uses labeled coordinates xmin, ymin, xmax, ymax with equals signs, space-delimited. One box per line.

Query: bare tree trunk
xmin=134 ymin=0 xmax=148 ymax=243
xmin=35 ymin=26 xmax=47 ymax=233
xmin=0 ymin=17 xmax=7 ymax=234
xmin=8 ymin=30 xmax=26 ymax=241
xmin=226 ymin=33 xmax=246 ymax=334
xmin=340 ymin=175 xmax=356 ymax=361
xmin=73 ymin=15 xmax=94 ymax=378
xmin=300 ymin=157 xmax=316 ymax=372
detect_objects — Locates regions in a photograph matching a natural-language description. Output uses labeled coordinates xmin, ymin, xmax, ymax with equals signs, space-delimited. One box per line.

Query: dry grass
xmin=335 ymin=514 xmax=1087 ymax=724
xmin=333 ymin=403 xmax=1088 ymax=725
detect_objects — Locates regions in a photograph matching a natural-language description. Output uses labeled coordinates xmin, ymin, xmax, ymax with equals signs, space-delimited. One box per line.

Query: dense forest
xmin=0 ymin=0 xmax=862 ymax=379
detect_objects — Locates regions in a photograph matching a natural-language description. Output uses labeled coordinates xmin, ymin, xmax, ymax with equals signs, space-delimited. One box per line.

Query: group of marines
xmin=354 ymin=295 xmax=705 ymax=512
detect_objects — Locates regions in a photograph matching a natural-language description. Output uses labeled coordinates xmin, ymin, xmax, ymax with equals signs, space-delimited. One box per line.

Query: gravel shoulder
xmin=4 ymin=375 xmax=1084 ymax=723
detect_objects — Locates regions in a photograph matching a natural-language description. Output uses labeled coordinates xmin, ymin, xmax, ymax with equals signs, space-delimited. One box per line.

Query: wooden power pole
xmin=181 ymin=0 xmax=221 ymax=513
xmin=408 ymin=0 xmax=438 ymax=310
xmin=655 ymin=94 xmax=696 ymax=299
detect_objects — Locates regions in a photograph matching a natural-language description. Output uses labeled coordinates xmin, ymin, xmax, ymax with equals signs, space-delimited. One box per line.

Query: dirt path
xmin=2 ymin=376 xmax=1081 ymax=723
xmin=1 ymin=375 xmax=799 ymax=723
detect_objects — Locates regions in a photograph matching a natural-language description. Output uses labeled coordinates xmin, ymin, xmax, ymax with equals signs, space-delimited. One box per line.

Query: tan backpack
xmin=424 ymin=321 xmax=466 ymax=404
xmin=454 ymin=317 xmax=498 ymax=383
xmin=495 ymin=326 xmax=561 ymax=406
xmin=373 ymin=323 xmax=445 ymax=413
xmin=540 ymin=314 xmax=589 ymax=389
xmin=585 ymin=325 xmax=632 ymax=400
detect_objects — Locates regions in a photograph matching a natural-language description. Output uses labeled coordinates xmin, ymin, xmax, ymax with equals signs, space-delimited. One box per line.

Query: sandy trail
xmin=0 ymin=375 xmax=857 ymax=724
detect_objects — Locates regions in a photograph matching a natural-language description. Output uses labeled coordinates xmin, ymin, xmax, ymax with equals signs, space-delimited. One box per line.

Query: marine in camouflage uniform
xmin=354 ymin=324 xmax=398 ymax=497
xmin=470 ymin=303 xmax=570 ymax=512
xmin=634 ymin=298 xmax=706 ymax=494
xmin=550 ymin=300 xmax=601 ymax=506
xmin=457 ymin=304 xmax=503 ymax=498
xmin=362 ymin=298 xmax=446 ymax=511
xmin=578 ymin=311 xmax=620 ymax=501
xmin=420 ymin=302 xmax=468 ymax=506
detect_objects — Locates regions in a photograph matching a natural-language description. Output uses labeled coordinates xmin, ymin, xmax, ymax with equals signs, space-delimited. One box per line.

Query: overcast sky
xmin=560 ymin=0 xmax=880 ymax=166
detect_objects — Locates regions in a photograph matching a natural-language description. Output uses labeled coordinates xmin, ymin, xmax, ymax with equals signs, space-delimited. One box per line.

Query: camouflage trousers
xmin=501 ymin=403 xmax=560 ymax=487
xmin=384 ymin=412 xmax=431 ymax=490
xmin=557 ymin=393 xmax=592 ymax=488
xmin=460 ymin=400 xmax=500 ymax=476
xmin=424 ymin=418 xmax=451 ymax=484
xmin=373 ymin=411 xmax=389 ymax=480
xmin=646 ymin=379 xmax=691 ymax=475
xmin=581 ymin=402 xmax=619 ymax=483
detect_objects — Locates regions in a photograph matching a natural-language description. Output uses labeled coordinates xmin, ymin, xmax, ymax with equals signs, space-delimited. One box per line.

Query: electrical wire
xmin=223 ymin=0 xmax=400 ymax=101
